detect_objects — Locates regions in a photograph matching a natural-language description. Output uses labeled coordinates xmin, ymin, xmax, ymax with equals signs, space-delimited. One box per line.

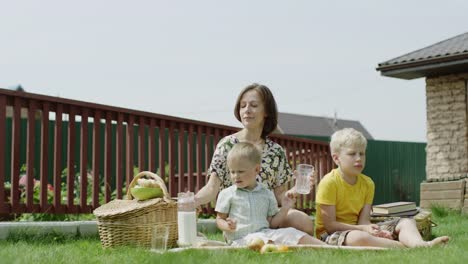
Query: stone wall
xmin=464 ymin=179 xmax=468 ymax=214
xmin=420 ymin=180 xmax=465 ymax=210
xmin=426 ymin=73 xmax=468 ymax=181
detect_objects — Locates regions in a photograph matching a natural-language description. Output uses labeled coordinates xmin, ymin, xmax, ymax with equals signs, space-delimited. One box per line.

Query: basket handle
xmin=126 ymin=171 xmax=171 ymax=201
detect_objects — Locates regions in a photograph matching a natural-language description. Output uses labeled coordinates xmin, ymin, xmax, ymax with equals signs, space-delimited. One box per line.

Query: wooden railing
xmin=0 ymin=88 xmax=333 ymax=216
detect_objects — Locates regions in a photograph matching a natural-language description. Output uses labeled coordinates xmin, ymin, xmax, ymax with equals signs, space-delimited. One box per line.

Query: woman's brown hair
xmin=234 ymin=83 xmax=278 ymax=139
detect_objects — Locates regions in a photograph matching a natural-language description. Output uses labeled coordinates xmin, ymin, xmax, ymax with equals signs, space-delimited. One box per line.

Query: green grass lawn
xmin=1 ymin=208 xmax=467 ymax=264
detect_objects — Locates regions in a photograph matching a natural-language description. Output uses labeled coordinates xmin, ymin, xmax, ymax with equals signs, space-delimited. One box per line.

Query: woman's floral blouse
xmin=208 ymin=135 xmax=292 ymax=190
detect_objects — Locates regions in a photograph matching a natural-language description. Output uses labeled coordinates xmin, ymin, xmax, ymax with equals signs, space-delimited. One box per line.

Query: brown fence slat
xmin=158 ymin=120 xmax=166 ymax=184
xmin=291 ymin=140 xmax=297 ymax=169
xmin=116 ymin=113 xmax=124 ymax=199
xmin=326 ymin=146 xmax=332 ymax=175
xmin=26 ymin=100 xmax=37 ymax=209
xmin=300 ymin=143 xmax=304 ymax=160
xmin=92 ymin=110 xmax=101 ymax=207
xmin=11 ymin=97 xmax=21 ymax=211
xmin=204 ymin=127 xmax=211 ymax=175
xmin=213 ymin=128 xmax=220 ymax=153
xmin=168 ymin=122 xmax=176 ymax=196
xmin=196 ymin=125 xmax=203 ymax=192
xmin=0 ymin=96 xmax=5 ymax=212
xmin=187 ymin=124 xmax=194 ymax=192
xmin=212 ymin=126 xmax=221 ymax=202
xmin=319 ymin=145 xmax=326 ymax=181
xmin=178 ymin=123 xmax=185 ymax=192
xmin=302 ymin=142 xmax=307 ymax=164
xmin=312 ymin=143 xmax=318 ymax=201
xmin=104 ymin=112 xmax=112 ymax=202
xmin=126 ymin=115 xmax=135 ymax=189
xmin=138 ymin=117 xmax=145 ymax=171
xmin=303 ymin=142 xmax=310 ymax=209
xmin=80 ymin=109 xmax=89 ymax=208
xmin=67 ymin=106 xmax=76 ymax=208
xmin=296 ymin=142 xmax=304 ymax=209
xmin=295 ymin=141 xmax=300 ymax=166
xmin=40 ymin=102 xmax=50 ymax=208
xmin=0 ymin=96 xmax=6 ymax=212
xmin=296 ymin=141 xmax=301 ymax=164
xmin=306 ymin=143 xmax=314 ymax=209
xmin=328 ymin=147 xmax=334 ymax=172
xmin=149 ymin=119 xmax=156 ymax=172
xmin=53 ymin=104 xmax=63 ymax=210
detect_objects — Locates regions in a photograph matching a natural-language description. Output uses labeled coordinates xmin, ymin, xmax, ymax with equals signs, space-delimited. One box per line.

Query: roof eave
xmin=376 ymin=57 xmax=468 ymax=80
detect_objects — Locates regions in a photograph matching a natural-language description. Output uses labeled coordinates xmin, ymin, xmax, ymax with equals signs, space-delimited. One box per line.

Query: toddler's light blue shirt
xmin=215 ymin=183 xmax=280 ymax=242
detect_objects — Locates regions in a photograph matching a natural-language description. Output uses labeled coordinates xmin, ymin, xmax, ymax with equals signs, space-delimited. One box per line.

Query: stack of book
xmin=371 ymin=201 xmax=418 ymax=217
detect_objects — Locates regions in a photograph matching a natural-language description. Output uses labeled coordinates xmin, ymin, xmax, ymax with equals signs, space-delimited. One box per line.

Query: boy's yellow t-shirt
xmin=315 ymin=168 xmax=375 ymax=238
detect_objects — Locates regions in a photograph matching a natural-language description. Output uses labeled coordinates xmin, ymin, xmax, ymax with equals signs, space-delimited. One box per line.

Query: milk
xmin=177 ymin=192 xmax=197 ymax=247
xmin=177 ymin=211 xmax=197 ymax=246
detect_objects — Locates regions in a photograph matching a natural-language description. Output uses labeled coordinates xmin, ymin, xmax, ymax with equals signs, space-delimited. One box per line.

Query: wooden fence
xmin=0 ymin=88 xmax=332 ymax=216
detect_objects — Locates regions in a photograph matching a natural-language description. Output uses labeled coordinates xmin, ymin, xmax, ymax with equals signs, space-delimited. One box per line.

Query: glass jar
xmin=177 ymin=192 xmax=197 ymax=247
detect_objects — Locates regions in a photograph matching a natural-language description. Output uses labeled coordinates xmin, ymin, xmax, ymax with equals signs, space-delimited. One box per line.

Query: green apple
xmin=247 ymin=238 xmax=265 ymax=252
xmin=260 ymin=244 xmax=278 ymax=254
xmin=277 ymin=245 xmax=289 ymax=252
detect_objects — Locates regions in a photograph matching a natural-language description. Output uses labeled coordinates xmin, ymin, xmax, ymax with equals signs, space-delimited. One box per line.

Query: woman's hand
xmin=281 ymin=191 xmax=296 ymax=209
xmin=309 ymin=169 xmax=317 ymax=191
xmin=284 ymin=188 xmax=297 ymax=200
xmin=292 ymin=168 xmax=316 ymax=192
xmin=194 ymin=172 xmax=221 ymax=206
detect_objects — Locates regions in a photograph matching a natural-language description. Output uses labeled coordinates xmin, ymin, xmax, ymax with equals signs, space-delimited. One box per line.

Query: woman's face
xmin=239 ymin=89 xmax=266 ymax=130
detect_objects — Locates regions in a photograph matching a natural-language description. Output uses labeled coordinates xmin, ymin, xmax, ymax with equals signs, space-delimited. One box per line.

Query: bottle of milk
xmin=177 ymin=192 xmax=197 ymax=247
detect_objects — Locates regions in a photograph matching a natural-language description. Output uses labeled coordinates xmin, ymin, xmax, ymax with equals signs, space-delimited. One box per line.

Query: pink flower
xmin=19 ymin=175 xmax=27 ymax=186
xmin=19 ymin=175 xmax=38 ymax=187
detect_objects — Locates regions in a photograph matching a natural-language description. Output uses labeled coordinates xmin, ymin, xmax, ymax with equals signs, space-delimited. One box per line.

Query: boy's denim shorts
xmin=320 ymin=218 xmax=401 ymax=246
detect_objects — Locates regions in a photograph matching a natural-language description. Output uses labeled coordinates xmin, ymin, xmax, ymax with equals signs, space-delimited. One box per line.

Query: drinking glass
xmin=151 ymin=225 xmax=169 ymax=253
xmin=295 ymin=164 xmax=314 ymax=194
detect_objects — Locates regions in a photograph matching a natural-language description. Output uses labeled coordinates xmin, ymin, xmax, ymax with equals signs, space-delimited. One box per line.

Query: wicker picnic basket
xmin=413 ymin=209 xmax=435 ymax=241
xmin=93 ymin=171 xmax=178 ymax=248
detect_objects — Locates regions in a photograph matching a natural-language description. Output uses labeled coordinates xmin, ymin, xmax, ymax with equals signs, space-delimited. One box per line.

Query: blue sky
xmin=2 ymin=0 xmax=467 ymax=142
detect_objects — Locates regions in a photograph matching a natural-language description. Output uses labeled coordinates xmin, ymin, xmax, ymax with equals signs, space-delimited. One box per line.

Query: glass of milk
xmin=177 ymin=192 xmax=197 ymax=247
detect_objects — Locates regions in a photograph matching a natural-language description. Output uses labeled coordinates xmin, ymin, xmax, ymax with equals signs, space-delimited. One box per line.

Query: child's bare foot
xmin=427 ymin=236 xmax=450 ymax=247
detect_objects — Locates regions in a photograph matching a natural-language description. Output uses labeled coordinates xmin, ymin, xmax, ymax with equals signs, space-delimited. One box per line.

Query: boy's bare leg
xmin=345 ymin=230 xmax=405 ymax=248
xmin=298 ymin=235 xmax=327 ymax=245
xmin=396 ymin=218 xmax=450 ymax=248
xmin=281 ymin=209 xmax=314 ymax=236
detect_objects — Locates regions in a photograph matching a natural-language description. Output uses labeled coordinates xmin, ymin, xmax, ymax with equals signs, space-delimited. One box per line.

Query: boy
xmin=315 ymin=128 xmax=450 ymax=248
xmin=215 ymin=142 xmax=325 ymax=246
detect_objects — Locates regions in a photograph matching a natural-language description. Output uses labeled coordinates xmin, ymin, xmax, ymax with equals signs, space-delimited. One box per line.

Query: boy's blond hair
xmin=227 ymin=142 xmax=262 ymax=167
xmin=330 ymin=128 xmax=367 ymax=155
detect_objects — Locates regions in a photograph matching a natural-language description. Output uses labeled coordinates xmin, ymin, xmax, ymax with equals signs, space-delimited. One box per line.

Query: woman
xmin=195 ymin=83 xmax=314 ymax=235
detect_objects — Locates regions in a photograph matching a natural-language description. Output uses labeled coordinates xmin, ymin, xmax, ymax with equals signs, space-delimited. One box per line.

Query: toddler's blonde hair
xmin=330 ymin=128 xmax=367 ymax=155
xmin=227 ymin=142 xmax=262 ymax=167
